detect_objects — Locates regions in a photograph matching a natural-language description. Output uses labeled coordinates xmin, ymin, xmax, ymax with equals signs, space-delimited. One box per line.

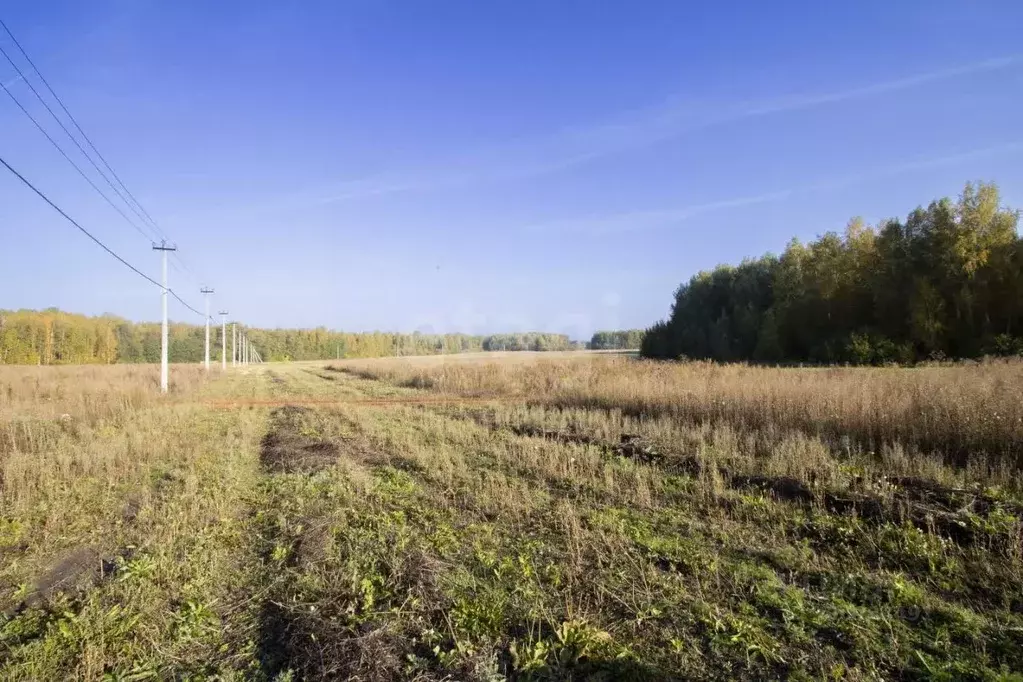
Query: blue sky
xmin=1 ymin=1 xmax=1021 ymax=339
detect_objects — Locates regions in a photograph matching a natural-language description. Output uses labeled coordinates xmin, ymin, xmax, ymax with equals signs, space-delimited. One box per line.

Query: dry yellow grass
xmin=336 ymin=354 xmax=1023 ymax=470
xmin=1 ymin=357 xmax=1021 ymax=680
xmin=0 ymin=363 xmax=266 ymax=680
xmin=0 ymin=364 xmax=208 ymax=509
xmin=0 ymin=363 xmax=205 ymax=421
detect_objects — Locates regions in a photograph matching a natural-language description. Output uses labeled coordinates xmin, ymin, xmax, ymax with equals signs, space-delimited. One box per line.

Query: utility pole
xmin=152 ymin=242 xmax=176 ymax=393
xmin=219 ymin=311 xmax=228 ymax=371
xmin=232 ymin=324 xmax=237 ymax=367
xmin=201 ymin=287 xmax=214 ymax=372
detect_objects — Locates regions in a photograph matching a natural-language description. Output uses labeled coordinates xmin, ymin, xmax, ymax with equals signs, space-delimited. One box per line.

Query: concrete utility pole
xmin=152 ymin=242 xmax=177 ymax=393
xmin=232 ymin=324 xmax=237 ymax=367
xmin=219 ymin=311 xmax=229 ymax=371
xmin=201 ymin=287 xmax=214 ymax=372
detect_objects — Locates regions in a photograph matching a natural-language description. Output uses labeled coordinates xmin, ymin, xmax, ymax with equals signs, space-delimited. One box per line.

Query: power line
xmin=0 ymin=42 xmax=164 ymax=244
xmin=170 ymin=288 xmax=205 ymax=317
xmin=0 ymin=152 xmax=160 ymax=285
xmin=0 ymin=19 xmax=211 ymax=286
xmin=0 ymin=18 xmax=168 ymax=242
xmin=170 ymin=251 xmax=200 ymax=280
xmin=0 ymin=72 xmax=158 ymax=244
xmin=0 ymin=152 xmax=205 ymax=319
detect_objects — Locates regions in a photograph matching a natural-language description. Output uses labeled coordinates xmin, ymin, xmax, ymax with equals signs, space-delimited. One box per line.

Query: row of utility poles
xmin=154 ymin=241 xmax=262 ymax=393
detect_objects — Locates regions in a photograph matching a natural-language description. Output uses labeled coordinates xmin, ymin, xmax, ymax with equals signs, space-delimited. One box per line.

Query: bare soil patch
xmin=260 ymin=405 xmax=340 ymax=474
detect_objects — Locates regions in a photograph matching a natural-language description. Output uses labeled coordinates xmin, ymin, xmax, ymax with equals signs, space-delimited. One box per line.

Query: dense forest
xmin=589 ymin=330 xmax=645 ymax=350
xmin=0 ymin=310 xmax=582 ymax=364
xmin=642 ymin=182 xmax=1022 ymax=364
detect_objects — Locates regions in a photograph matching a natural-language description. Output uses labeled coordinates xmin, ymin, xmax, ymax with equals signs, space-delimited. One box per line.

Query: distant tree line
xmin=0 ymin=309 xmax=119 ymax=365
xmin=481 ymin=333 xmax=575 ymax=352
xmin=589 ymin=330 xmax=645 ymax=350
xmin=642 ymin=182 xmax=1023 ymax=364
xmin=0 ymin=310 xmax=581 ymax=364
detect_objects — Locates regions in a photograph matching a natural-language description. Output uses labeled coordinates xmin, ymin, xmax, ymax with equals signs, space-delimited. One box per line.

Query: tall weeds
xmin=335 ymin=355 xmax=1023 ymax=467
xmin=0 ymin=364 xmax=207 ymax=509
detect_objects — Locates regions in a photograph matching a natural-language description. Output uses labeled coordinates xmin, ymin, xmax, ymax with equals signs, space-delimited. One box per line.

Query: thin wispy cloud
xmin=181 ymin=53 xmax=1021 ymax=226
xmin=309 ymin=54 xmax=1022 ymax=205
xmin=523 ymin=191 xmax=796 ymax=235
xmin=311 ymin=150 xmax=608 ymax=205
xmin=526 ymin=141 xmax=1023 ymax=235
xmin=739 ymin=56 xmax=1021 ymax=117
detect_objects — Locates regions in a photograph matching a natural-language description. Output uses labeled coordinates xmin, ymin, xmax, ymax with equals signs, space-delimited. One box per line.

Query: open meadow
xmin=0 ymin=354 xmax=1021 ymax=680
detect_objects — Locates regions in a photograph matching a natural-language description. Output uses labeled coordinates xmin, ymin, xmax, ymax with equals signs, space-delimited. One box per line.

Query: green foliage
xmin=643 ymin=182 xmax=1023 ymax=364
xmin=482 ymin=332 xmax=573 ymax=352
xmin=590 ymin=329 xmax=646 ymax=350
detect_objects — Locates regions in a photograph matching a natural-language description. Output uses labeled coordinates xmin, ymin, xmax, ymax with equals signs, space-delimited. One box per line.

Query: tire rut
xmin=259 ymin=405 xmax=340 ymax=474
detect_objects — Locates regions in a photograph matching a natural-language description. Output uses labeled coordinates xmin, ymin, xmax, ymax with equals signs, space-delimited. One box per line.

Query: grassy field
xmin=1 ymin=354 xmax=1021 ymax=680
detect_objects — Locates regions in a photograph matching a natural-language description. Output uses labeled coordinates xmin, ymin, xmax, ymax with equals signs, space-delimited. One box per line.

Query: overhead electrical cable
xmin=0 ymin=18 xmax=167 ymax=241
xmin=0 ymin=19 xmax=208 ymax=284
xmin=0 ymin=75 xmax=159 ymax=244
xmin=0 ymin=152 xmax=205 ymax=318
xmin=0 ymin=41 xmax=164 ymax=243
